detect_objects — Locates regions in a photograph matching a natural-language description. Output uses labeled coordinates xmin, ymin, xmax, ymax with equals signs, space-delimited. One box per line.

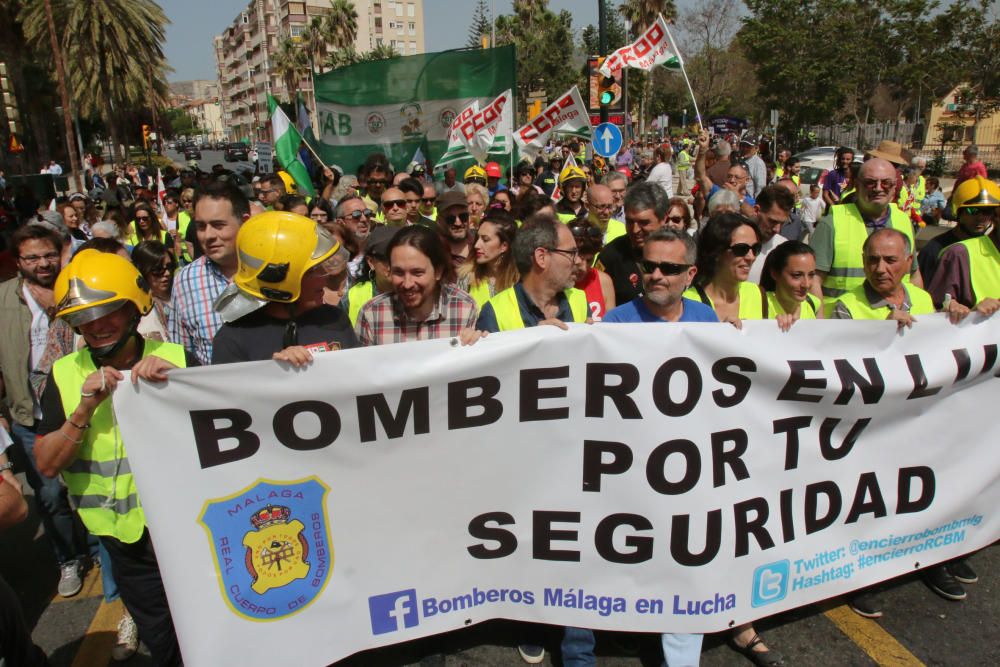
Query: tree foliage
xmin=740 ymin=0 xmax=989 ymax=132
xmin=467 ymin=0 xmax=491 ymax=49
xmin=493 ymin=0 xmax=577 ymax=119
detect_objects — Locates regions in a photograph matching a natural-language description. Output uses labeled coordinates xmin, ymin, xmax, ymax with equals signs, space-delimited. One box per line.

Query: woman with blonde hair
xmin=465 ymin=182 xmax=489 ymax=228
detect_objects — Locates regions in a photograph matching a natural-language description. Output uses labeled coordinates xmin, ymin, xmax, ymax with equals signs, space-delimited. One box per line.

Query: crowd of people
xmin=0 ymin=129 xmax=997 ymax=667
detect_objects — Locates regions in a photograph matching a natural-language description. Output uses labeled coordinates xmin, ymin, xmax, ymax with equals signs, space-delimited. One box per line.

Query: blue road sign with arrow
xmin=592 ymin=122 xmax=623 ymax=158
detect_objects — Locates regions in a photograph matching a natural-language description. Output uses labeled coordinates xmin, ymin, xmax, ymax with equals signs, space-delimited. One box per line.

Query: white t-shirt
xmin=647 ymin=161 xmax=674 ymax=198
xmin=748 ymin=234 xmax=788 ymax=285
xmin=23 ymin=285 xmax=50 ymax=419
xmin=801 ymin=195 xmax=825 ymax=224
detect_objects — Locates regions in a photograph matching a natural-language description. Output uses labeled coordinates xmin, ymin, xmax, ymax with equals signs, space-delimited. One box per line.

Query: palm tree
xmin=301 ymin=16 xmax=331 ymax=75
xmin=362 ymin=43 xmax=400 ymax=63
xmin=325 ymin=0 xmax=359 ymax=53
xmin=272 ymin=37 xmax=309 ymax=103
xmin=618 ymin=0 xmax=677 ymax=33
xmin=19 ymin=0 xmax=170 ymax=165
xmin=42 ymin=0 xmax=81 ymax=190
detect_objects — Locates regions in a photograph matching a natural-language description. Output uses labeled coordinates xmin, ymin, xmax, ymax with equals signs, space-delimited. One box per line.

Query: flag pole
xmin=663 ymin=18 xmax=702 ymax=130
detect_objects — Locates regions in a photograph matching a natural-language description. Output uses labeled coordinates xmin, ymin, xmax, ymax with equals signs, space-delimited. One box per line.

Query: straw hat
xmin=865 ymin=140 xmax=912 ymax=166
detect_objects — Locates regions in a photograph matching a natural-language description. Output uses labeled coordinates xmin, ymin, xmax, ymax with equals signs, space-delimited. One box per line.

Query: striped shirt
xmin=168 ymin=256 xmax=230 ymax=364
xmin=356 ymin=283 xmax=478 ymax=346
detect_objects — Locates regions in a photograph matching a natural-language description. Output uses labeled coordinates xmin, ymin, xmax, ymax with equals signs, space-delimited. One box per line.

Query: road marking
xmin=70 ymin=598 xmax=124 ymax=667
xmin=51 ymin=566 xmax=102 ymax=603
xmin=823 ymin=603 xmax=926 ymax=666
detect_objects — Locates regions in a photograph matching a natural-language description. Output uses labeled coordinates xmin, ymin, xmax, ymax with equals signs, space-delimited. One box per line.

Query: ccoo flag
xmin=599 ymin=15 xmax=681 ymax=77
xmin=267 ymin=94 xmax=316 ymax=197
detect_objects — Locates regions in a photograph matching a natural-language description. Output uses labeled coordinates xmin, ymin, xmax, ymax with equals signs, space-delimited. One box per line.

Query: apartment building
xmin=214 ymin=0 xmax=426 ymax=143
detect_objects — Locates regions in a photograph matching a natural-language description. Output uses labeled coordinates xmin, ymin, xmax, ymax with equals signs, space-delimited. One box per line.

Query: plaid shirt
xmin=356 ymin=283 xmax=478 ymax=346
xmin=168 ymin=256 xmax=230 ymax=364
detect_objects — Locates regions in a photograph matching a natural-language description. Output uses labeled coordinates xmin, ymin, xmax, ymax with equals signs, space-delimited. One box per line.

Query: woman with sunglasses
xmin=490 ymin=189 xmax=512 ymax=212
xmin=132 ymin=240 xmax=177 ymax=341
xmin=126 ymin=203 xmax=169 ymax=247
xmin=760 ymin=241 xmax=821 ymax=331
xmin=456 ymin=210 xmax=518 ymax=307
xmin=684 ymin=213 xmax=767 ymax=326
xmin=665 ymin=197 xmax=695 ymax=236
xmin=568 ymin=218 xmax=616 ymax=320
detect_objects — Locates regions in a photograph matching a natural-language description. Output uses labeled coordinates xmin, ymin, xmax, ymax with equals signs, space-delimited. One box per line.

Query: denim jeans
xmin=11 ymin=422 xmax=84 ymax=565
xmin=562 ymin=627 xmax=703 ymax=666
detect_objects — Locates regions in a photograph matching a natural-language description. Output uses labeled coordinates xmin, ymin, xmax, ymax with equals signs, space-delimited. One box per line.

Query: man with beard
xmin=596 ymin=181 xmax=669 ymax=305
xmin=436 ymin=191 xmax=475 ymax=268
xmin=0 ymin=225 xmax=88 ymax=598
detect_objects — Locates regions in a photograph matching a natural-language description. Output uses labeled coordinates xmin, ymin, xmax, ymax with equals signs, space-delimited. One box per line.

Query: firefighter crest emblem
xmin=199 ymin=477 xmax=333 ymax=621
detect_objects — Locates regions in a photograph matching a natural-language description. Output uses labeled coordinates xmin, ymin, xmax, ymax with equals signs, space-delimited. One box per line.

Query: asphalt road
xmin=167 ymin=148 xmax=255 ymax=175
xmin=2 ymin=480 xmax=996 ymax=667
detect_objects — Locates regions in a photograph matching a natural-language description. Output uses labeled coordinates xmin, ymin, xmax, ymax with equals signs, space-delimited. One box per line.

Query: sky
xmin=164 ymin=0 xmax=617 ymax=82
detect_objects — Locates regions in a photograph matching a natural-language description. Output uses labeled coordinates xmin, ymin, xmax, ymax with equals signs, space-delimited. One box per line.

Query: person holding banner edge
xmin=35 ymin=249 xmax=196 ymax=666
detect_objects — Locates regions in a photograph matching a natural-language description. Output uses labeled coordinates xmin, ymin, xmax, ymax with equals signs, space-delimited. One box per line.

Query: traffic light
xmin=142 ymin=124 xmax=151 ymax=149
xmin=596 ymin=57 xmax=616 ymax=108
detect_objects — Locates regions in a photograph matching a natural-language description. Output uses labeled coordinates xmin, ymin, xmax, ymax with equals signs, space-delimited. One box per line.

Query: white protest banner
xmin=600 ymin=15 xmax=681 ymax=78
xmin=457 ymin=88 xmax=512 ymax=165
xmin=113 ymin=318 xmax=1000 ymax=667
xmin=515 ymin=86 xmax=591 ymax=161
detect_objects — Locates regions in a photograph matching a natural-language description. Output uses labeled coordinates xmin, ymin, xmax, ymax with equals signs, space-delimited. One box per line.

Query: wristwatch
xmin=0 ymin=461 xmax=14 ymax=473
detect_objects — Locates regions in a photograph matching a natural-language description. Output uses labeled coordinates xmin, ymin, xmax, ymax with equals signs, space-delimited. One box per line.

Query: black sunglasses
xmin=729 ymin=242 xmax=762 ymax=257
xmin=641 ymin=260 xmax=690 ymax=276
xmin=444 ymin=212 xmax=470 ymax=224
xmin=569 ymin=225 xmax=602 ymax=239
xmin=345 ymin=209 xmax=375 ymax=220
xmin=420 ymin=197 xmax=437 ymax=204
xmin=958 ymin=206 xmax=994 ymax=216
xmin=382 ymin=199 xmax=406 ymax=209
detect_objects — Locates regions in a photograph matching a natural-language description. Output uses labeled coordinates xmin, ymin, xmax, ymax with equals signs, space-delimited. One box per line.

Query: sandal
xmin=730 ymin=633 xmax=784 ymax=667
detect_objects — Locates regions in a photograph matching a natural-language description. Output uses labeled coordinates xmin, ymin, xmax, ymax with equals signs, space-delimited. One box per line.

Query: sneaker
xmin=57 ymin=561 xmax=83 ymax=598
xmin=947 ymin=559 xmax=978 ymax=584
xmin=111 ymin=613 xmax=139 ymax=661
xmin=924 ymin=565 xmax=966 ymax=601
xmin=517 ymin=643 xmax=545 ymax=664
xmin=847 ymin=590 xmax=883 ymax=618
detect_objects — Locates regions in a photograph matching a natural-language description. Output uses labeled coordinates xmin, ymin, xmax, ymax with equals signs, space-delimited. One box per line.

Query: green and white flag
xmin=267 ymin=94 xmax=316 ymax=197
xmin=312 ymin=46 xmax=516 ymax=173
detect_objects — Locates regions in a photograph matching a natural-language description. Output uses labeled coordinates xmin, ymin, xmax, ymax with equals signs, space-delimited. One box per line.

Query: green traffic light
xmin=600 ymin=90 xmax=614 ymax=105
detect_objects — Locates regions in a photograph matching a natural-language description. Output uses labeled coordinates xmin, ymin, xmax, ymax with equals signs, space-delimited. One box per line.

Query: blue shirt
xmin=476 ymin=282 xmax=580 ymax=333
xmin=603 ymin=297 xmax=719 ymax=323
xmin=168 ymin=256 xmax=230 ymax=365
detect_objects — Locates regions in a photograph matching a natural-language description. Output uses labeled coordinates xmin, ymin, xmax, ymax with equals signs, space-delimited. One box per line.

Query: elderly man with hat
xmin=810 ymin=156 xmax=922 ymax=302
xmin=437 ymin=190 xmax=475 ymax=268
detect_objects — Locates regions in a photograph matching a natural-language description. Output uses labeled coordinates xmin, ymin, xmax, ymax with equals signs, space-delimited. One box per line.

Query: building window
xmin=290 ymin=25 xmax=304 ymax=37
xmin=409 ymin=42 xmax=416 ymax=54
xmin=396 ymin=3 xmax=403 ymax=16
xmin=408 ymin=22 xmax=415 ymax=34
xmin=407 ymin=3 xmax=415 ymax=17
xmin=288 ymin=2 xmax=305 ymax=14
xmin=375 ymin=17 xmax=382 ymax=30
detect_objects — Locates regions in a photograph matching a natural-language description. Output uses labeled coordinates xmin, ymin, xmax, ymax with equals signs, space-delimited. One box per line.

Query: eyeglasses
xmin=149 ymin=264 xmax=177 ymax=276
xmin=367 ymin=179 xmax=388 ymax=187
xmin=382 ymin=199 xmax=406 ymax=209
xmin=18 ymin=252 xmax=60 ymax=264
xmin=667 ymin=215 xmax=686 ymax=224
xmin=640 ymin=260 xmax=691 ymax=275
xmin=420 ymin=197 xmax=437 ymax=204
xmin=546 ymin=247 xmax=579 ymax=261
xmin=344 ymin=209 xmax=375 ymax=221
xmin=861 ymin=178 xmax=896 ymax=191
xmin=444 ymin=212 xmax=470 ymax=225
xmin=728 ymin=242 xmax=762 ymax=257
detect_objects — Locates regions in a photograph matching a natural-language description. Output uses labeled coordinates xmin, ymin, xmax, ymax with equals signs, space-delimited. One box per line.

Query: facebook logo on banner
xmin=368 ymin=589 xmax=419 ymax=635
xmin=751 ymin=560 xmax=790 ymax=608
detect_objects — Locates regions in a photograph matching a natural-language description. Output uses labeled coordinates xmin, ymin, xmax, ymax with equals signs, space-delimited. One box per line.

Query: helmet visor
xmin=61 ymin=299 xmax=129 ymax=328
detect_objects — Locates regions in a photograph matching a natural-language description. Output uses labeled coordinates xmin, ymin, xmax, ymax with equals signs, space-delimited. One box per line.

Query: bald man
xmin=586 ymin=184 xmax=627 ymax=244
xmin=810 ymin=158 xmax=922 ymax=300
xmin=380 ymin=187 xmax=409 ymax=226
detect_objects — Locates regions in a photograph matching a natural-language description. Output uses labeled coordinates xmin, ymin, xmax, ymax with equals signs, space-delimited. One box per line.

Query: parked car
xmin=183 ymin=144 xmax=202 ymax=160
xmin=224 ymin=142 xmax=249 ymax=162
xmin=793 ymin=147 xmax=862 ymax=191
